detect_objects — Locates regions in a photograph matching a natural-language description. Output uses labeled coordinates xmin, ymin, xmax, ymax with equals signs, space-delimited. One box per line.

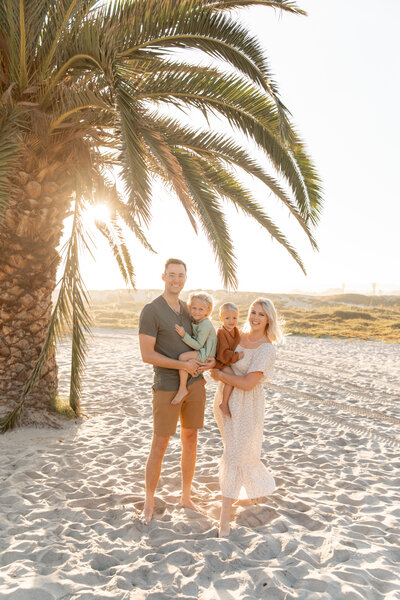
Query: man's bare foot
xmin=171 ymin=388 xmax=188 ymax=405
xmin=178 ymin=498 xmax=206 ymax=515
xmin=219 ymin=403 xmax=231 ymax=418
xmin=141 ymin=498 xmax=154 ymax=524
xmin=218 ymin=522 xmax=231 ymax=537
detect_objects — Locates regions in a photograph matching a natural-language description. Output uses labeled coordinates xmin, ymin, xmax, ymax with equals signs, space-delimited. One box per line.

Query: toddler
xmin=215 ymin=302 xmax=244 ymax=417
xmin=172 ymin=292 xmax=217 ymax=405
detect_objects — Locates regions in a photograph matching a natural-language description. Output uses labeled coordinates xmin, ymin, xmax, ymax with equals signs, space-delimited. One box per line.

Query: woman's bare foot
xmin=171 ymin=388 xmax=188 ymax=405
xmin=233 ymin=498 xmax=258 ymax=506
xmin=218 ymin=522 xmax=231 ymax=537
xmin=219 ymin=403 xmax=231 ymax=418
xmin=141 ymin=498 xmax=154 ymax=524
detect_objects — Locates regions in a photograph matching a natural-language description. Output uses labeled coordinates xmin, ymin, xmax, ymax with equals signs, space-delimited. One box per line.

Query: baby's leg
xmin=219 ymin=366 xmax=234 ymax=418
xmin=171 ymin=351 xmax=198 ymax=405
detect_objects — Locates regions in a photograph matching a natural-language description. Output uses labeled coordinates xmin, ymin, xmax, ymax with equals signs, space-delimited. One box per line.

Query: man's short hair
xmin=164 ymin=258 xmax=187 ymax=273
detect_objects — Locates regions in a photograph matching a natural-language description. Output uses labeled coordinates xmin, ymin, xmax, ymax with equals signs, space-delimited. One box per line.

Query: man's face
xmin=162 ymin=263 xmax=187 ymax=295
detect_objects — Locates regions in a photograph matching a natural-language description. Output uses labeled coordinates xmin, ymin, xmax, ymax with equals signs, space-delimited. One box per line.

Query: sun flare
xmin=85 ymin=204 xmax=111 ymax=224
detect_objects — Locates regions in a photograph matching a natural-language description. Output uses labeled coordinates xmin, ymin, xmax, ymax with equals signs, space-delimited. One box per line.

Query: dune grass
xmin=87 ymin=291 xmax=400 ymax=343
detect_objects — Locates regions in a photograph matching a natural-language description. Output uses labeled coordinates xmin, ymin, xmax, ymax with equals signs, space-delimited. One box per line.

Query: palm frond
xmin=112 ymin=0 xmax=294 ymax=138
xmin=0 ymin=107 xmax=22 ymax=215
xmin=114 ymin=84 xmax=152 ymax=223
xmin=140 ymin=123 xmax=198 ymax=232
xmin=39 ymin=0 xmax=96 ymax=78
xmin=134 ymin=66 xmax=315 ymax=216
xmin=95 ymin=219 xmax=135 ymax=287
xmin=197 ymin=156 xmax=307 ymax=272
xmin=291 ymin=139 xmax=323 ymax=225
xmin=148 ymin=115 xmax=318 ymax=247
xmin=174 ymin=149 xmax=237 ymax=288
xmin=111 ymin=195 xmax=156 ymax=254
xmin=67 ymin=195 xmax=92 ymax=415
xmin=207 ymin=0 xmax=306 ymax=15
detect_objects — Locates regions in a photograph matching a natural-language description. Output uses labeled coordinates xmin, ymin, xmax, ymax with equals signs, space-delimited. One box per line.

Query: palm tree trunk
xmin=0 ymin=169 xmax=69 ymax=426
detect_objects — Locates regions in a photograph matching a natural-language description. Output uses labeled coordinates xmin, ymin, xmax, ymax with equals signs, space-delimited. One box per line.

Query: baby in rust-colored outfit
xmin=215 ymin=303 xmax=244 ymax=417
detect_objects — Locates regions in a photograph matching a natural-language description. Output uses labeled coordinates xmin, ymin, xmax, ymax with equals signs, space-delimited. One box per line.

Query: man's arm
xmin=139 ymin=334 xmax=198 ymax=376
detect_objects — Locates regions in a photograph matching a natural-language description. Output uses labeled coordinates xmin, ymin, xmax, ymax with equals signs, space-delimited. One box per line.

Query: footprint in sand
xmin=90 ymin=553 xmax=120 ymax=572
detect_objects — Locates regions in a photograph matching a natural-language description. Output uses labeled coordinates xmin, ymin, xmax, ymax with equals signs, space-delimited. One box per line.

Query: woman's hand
xmin=197 ymin=357 xmax=216 ymax=372
xmin=210 ymin=369 xmax=221 ymax=381
xmin=175 ymin=324 xmax=186 ymax=337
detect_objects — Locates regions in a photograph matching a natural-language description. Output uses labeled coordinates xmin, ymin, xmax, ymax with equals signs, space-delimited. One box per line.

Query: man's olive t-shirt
xmin=139 ymin=295 xmax=203 ymax=390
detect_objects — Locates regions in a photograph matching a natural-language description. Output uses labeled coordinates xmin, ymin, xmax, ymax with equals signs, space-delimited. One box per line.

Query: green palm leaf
xmin=175 ymin=149 xmax=237 ymax=288
xmin=197 ymin=156 xmax=307 ymax=272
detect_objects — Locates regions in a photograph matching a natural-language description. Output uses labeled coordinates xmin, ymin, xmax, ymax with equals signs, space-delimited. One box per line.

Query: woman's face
xmin=248 ymin=302 xmax=268 ymax=335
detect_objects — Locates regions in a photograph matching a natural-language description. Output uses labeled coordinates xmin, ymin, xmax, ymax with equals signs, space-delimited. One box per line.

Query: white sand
xmin=1 ymin=331 xmax=399 ymax=600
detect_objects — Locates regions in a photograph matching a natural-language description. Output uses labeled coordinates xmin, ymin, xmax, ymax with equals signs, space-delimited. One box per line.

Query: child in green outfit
xmin=172 ymin=292 xmax=217 ymax=405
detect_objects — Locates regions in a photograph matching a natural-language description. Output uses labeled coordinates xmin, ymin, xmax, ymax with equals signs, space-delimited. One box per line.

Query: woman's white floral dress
xmin=213 ymin=342 xmax=277 ymax=499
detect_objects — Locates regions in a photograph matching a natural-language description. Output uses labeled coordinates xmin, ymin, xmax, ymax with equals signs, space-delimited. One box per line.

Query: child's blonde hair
xmin=244 ymin=297 xmax=284 ymax=344
xmin=188 ymin=291 xmax=213 ymax=313
xmin=219 ymin=302 xmax=238 ymax=317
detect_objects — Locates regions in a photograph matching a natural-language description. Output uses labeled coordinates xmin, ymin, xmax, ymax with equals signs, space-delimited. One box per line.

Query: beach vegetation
xmin=88 ymin=290 xmax=400 ymax=343
xmin=51 ymin=395 xmax=76 ymax=420
xmin=0 ymin=0 xmax=322 ymax=430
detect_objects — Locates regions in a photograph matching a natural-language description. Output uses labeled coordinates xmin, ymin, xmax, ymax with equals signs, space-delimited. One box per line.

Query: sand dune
xmin=0 ymin=331 xmax=399 ymax=599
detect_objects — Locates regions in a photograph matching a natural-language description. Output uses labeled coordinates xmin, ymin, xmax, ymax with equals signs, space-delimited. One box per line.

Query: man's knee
xmin=151 ymin=434 xmax=170 ymax=457
xmin=181 ymin=428 xmax=198 ymax=446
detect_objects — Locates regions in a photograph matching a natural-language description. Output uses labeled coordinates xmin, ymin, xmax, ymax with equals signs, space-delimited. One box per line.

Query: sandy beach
xmin=1 ymin=330 xmax=399 ymax=600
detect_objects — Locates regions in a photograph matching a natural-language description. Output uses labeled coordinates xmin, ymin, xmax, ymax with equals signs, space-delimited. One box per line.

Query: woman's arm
xmin=211 ymin=369 xmax=263 ymax=391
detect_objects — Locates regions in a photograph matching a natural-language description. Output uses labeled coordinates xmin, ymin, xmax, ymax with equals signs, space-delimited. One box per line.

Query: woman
xmin=211 ymin=298 xmax=283 ymax=537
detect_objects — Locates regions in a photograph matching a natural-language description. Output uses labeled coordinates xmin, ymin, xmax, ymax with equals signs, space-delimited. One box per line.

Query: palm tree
xmin=0 ymin=0 xmax=322 ymax=430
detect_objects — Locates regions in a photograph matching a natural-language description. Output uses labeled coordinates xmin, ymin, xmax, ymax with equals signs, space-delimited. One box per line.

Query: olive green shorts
xmin=152 ymin=378 xmax=206 ymax=437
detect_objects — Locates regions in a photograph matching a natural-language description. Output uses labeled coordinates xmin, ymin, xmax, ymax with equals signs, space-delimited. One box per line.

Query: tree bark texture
xmin=0 ymin=165 xmax=70 ymax=426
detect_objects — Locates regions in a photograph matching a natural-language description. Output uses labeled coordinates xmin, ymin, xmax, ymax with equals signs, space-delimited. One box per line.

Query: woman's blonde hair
xmin=244 ymin=297 xmax=284 ymax=344
xmin=188 ymin=291 xmax=213 ymax=313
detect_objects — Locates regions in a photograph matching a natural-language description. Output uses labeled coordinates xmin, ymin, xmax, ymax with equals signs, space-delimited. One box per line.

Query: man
xmin=139 ymin=258 xmax=212 ymax=524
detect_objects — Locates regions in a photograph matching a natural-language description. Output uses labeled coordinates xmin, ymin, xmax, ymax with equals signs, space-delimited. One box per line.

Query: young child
xmin=215 ymin=302 xmax=244 ymax=417
xmin=172 ymin=292 xmax=217 ymax=405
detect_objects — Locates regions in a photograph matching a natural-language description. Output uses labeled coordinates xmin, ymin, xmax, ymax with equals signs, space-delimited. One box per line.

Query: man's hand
xmin=184 ymin=359 xmax=199 ymax=376
xmin=175 ymin=324 xmax=186 ymax=337
xmin=197 ymin=357 xmax=216 ymax=372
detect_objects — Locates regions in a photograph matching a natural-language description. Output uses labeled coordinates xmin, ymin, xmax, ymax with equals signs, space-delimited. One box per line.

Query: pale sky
xmin=65 ymin=0 xmax=400 ymax=294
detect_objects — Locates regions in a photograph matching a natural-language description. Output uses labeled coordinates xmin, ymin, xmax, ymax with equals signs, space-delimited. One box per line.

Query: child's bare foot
xmin=219 ymin=402 xmax=231 ymax=418
xmin=171 ymin=389 xmax=188 ymax=405
xmin=218 ymin=522 xmax=231 ymax=537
